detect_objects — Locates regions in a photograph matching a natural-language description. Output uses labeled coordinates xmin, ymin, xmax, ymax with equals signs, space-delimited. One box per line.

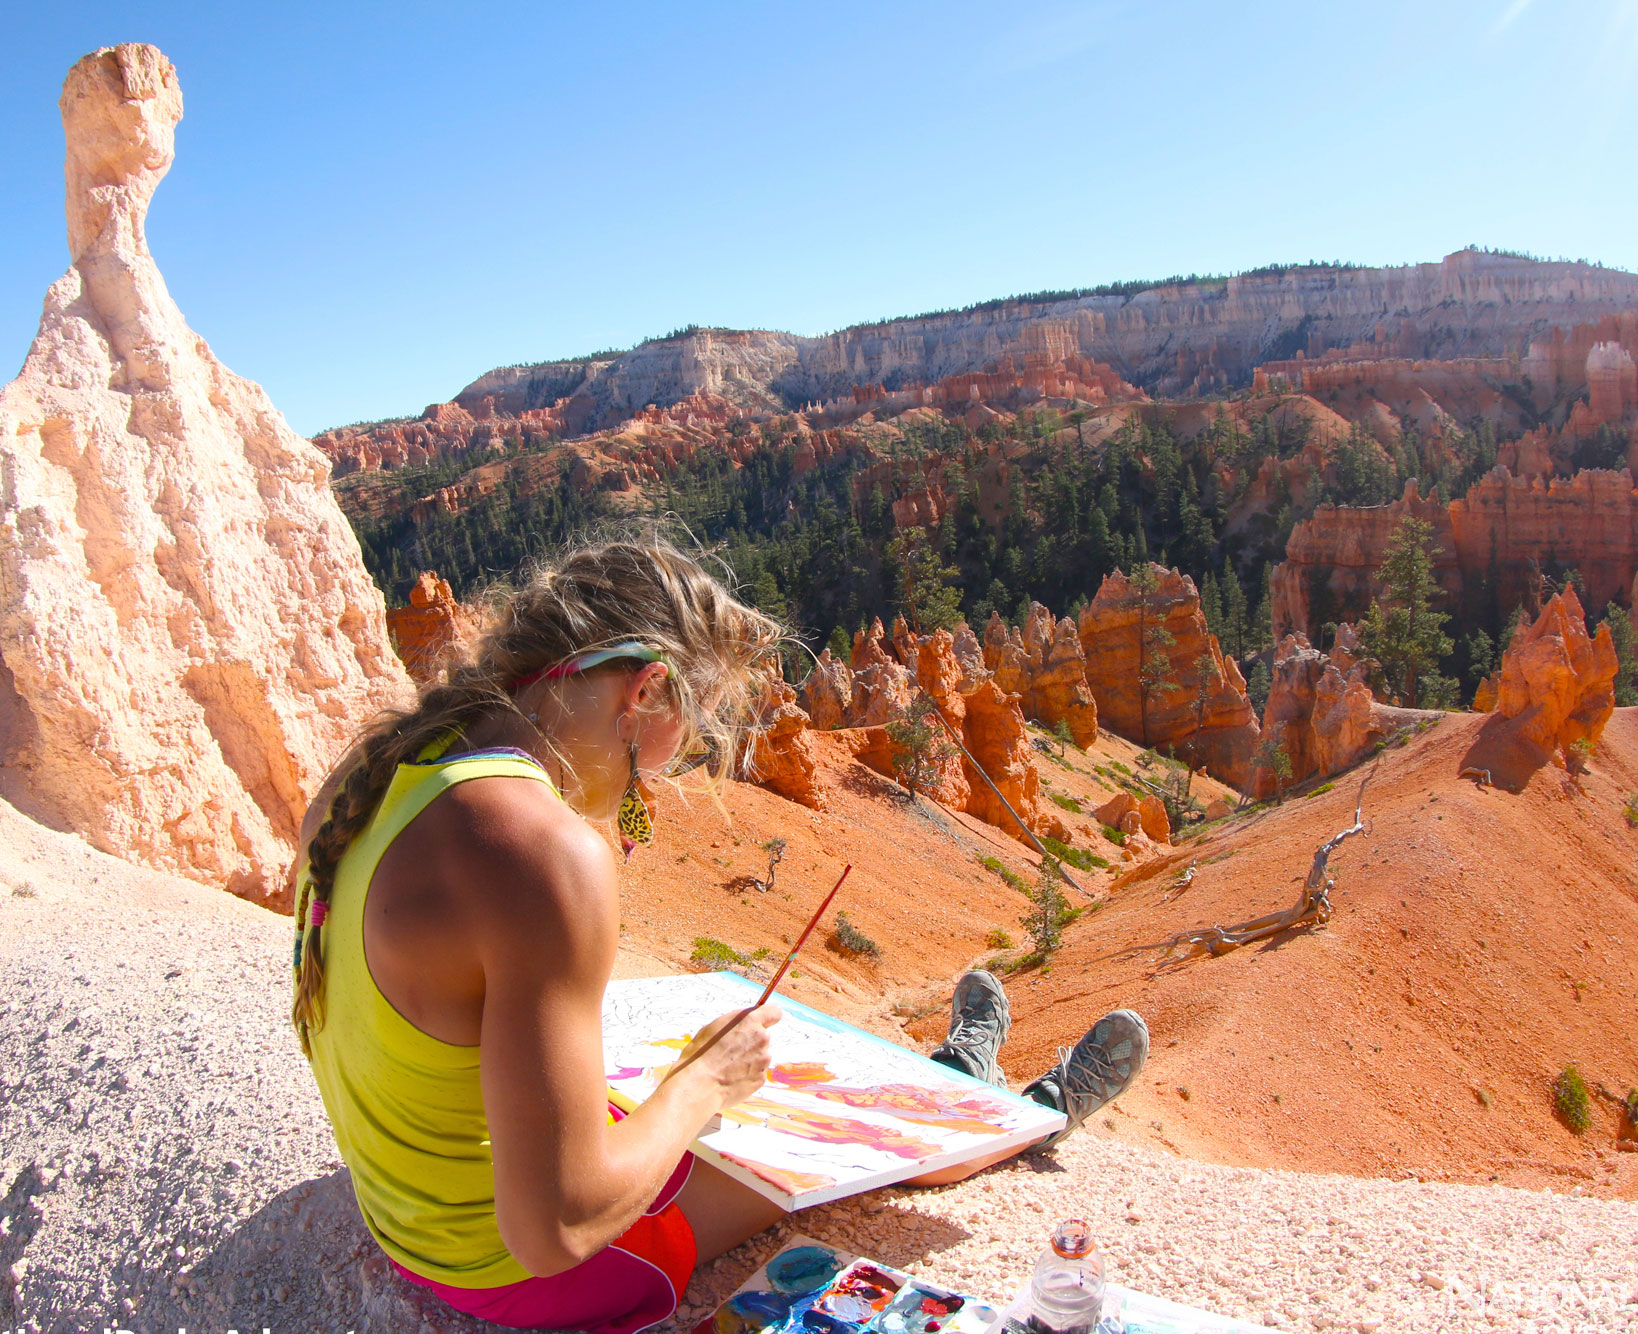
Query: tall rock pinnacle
xmin=0 ymin=44 xmax=411 ymax=906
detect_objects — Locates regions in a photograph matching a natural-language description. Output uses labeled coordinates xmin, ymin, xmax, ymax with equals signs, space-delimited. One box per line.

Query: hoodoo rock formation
xmin=791 ymin=620 xmax=1053 ymax=843
xmin=1253 ymin=634 xmax=1410 ymax=798
xmin=746 ymin=677 xmax=823 ymax=811
xmin=1076 ymin=567 xmax=1259 ymax=788
xmin=984 ymin=604 xmax=1100 ymax=748
xmin=385 ymin=571 xmax=472 ymax=683
xmin=1272 ymin=469 xmax=1638 ymax=642
xmin=1472 ymin=588 xmax=1617 ymax=760
xmin=0 ymin=45 xmax=409 ymax=904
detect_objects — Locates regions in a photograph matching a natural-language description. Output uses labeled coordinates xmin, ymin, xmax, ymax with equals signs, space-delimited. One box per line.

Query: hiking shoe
xmin=928 ymin=970 xmax=1011 ymax=1087
xmin=1022 ymin=1009 xmax=1149 ymax=1150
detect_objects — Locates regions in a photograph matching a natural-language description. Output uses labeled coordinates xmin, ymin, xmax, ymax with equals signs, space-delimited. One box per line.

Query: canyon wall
xmin=318 ymin=251 xmax=1638 ymax=463
xmin=0 ymin=45 xmax=410 ymax=905
xmin=465 ymin=252 xmax=1638 ymax=417
xmin=1272 ymin=468 xmax=1638 ymax=640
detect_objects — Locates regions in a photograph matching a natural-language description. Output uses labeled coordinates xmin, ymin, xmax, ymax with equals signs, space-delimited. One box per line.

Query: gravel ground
xmin=3 ymin=799 xmax=1636 ymax=1334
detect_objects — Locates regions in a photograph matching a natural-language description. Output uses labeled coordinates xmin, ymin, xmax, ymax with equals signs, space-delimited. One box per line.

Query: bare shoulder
xmin=413 ymin=777 xmax=620 ymax=971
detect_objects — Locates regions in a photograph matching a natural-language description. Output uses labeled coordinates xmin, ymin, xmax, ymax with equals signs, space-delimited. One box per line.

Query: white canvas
xmin=602 ymin=972 xmax=1066 ymax=1209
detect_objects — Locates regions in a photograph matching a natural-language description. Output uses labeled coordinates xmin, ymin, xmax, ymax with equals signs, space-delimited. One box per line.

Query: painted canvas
xmin=602 ymin=972 xmax=1065 ymax=1209
xmin=696 ymin=1236 xmax=1001 ymax=1334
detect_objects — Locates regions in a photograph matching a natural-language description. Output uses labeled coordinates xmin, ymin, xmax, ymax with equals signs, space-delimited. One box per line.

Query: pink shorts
xmin=391 ymin=1110 xmax=697 ymax=1334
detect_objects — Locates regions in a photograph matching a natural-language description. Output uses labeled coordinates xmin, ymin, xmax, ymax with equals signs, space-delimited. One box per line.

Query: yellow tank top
xmin=295 ymin=739 xmax=557 ymax=1288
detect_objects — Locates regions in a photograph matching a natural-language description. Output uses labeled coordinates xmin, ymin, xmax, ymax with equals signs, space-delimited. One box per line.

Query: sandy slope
xmin=960 ymin=710 xmax=1638 ymax=1198
xmin=4 ymin=791 xmax=1637 ymax=1333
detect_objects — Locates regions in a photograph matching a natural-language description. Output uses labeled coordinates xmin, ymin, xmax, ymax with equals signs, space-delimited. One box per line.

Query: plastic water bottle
xmin=1025 ymin=1219 xmax=1105 ymax=1334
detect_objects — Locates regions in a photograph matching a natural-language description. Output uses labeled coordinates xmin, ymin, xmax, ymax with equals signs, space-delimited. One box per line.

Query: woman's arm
xmin=462 ymin=786 xmax=776 ymax=1276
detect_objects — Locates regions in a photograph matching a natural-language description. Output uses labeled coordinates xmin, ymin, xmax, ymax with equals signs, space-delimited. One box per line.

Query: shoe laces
xmin=1053 ymin=1041 xmax=1120 ymax=1102
xmin=945 ymin=998 xmax=1004 ymax=1050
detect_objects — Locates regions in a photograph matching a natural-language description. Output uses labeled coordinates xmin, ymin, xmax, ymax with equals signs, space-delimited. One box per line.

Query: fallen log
xmin=1154 ymin=767 xmax=1374 ymax=966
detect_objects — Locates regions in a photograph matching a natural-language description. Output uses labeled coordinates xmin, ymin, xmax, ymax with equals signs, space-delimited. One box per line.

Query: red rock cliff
xmin=1272 ymin=469 xmax=1638 ymax=641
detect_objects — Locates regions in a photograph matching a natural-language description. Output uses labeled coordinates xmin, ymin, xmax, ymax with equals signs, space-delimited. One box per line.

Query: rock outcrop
xmin=1077 ymin=566 xmax=1259 ymax=788
xmin=984 ymin=604 xmax=1099 ymax=747
xmin=1473 ymin=588 xmax=1617 ymax=758
xmin=0 ymin=45 xmax=409 ymax=905
xmin=846 ymin=618 xmax=913 ymax=725
xmin=385 ymin=572 xmax=472 ymax=683
xmin=1252 ymin=634 xmax=1423 ymax=798
xmin=746 ymin=677 xmax=824 ymax=810
xmin=956 ymin=677 xmax=1044 ymax=840
xmin=798 ymin=648 xmax=853 ymax=729
xmin=791 ymin=620 xmax=1051 ymax=843
xmin=1272 ymin=470 xmax=1638 ymax=642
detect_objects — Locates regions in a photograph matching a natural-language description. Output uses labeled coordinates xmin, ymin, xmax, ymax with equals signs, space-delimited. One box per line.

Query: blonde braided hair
xmin=291 ymin=534 xmax=786 ymax=1056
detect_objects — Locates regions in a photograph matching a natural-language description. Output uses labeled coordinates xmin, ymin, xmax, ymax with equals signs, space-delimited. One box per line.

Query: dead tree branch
xmin=1154 ymin=767 xmax=1374 ymax=965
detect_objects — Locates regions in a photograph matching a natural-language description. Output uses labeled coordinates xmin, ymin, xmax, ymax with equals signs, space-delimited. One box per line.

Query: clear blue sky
xmin=5 ymin=1 xmax=1636 ymax=436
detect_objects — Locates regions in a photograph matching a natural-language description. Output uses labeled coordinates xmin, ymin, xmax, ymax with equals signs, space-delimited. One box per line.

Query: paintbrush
xmin=662 ymin=863 xmax=852 ymax=1081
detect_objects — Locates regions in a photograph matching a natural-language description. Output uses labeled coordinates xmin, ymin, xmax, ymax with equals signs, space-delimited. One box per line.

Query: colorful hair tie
xmin=309 ymin=900 xmax=328 ymax=928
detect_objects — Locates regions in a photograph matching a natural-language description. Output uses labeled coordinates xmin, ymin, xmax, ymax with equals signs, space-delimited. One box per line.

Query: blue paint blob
xmin=767 ymin=1245 xmax=847 ymax=1294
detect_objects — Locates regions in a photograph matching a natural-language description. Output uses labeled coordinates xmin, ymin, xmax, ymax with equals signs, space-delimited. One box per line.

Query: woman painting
xmin=291 ymin=535 xmax=1146 ymax=1334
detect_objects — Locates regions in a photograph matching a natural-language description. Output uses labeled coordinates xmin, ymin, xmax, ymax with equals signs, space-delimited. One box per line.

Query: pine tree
xmin=1357 ymin=516 xmax=1455 ymax=708
xmin=1223 ymin=568 xmax=1249 ymax=663
xmin=1201 ymin=570 xmax=1223 ymax=642
xmin=1019 ymin=856 xmax=1072 ymax=960
xmin=887 ymin=529 xmax=963 ymax=633
xmin=1605 ymin=603 xmax=1638 ymax=707
xmin=886 ymin=694 xmax=955 ymax=801
xmin=1253 ymin=724 xmax=1294 ymax=804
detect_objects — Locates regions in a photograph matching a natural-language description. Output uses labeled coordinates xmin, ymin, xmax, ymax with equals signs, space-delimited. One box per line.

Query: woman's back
xmin=298 ymin=741 xmax=558 ymax=1289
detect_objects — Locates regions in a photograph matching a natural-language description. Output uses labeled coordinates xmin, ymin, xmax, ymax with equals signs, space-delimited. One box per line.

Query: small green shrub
xmin=1624 ymin=794 xmax=1638 ymax=826
xmin=1305 ymin=781 xmax=1336 ymax=798
xmin=1040 ymin=835 xmax=1099 ymax=872
xmin=1566 ymin=737 xmax=1594 ymax=776
xmin=1624 ymin=1088 xmax=1638 ymax=1128
xmin=1049 ymin=792 xmax=1083 ymax=814
xmin=978 ymin=855 xmax=1029 ymax=894
xmin=831 ymin=911 xmax=881 ymax=958
xmin=691 ymin=937 xmax=749 ymax=969
xmin=1554 ymin=1065 xmax=1592 ymax=1132
xmin=1101 ymin=824 xmax=1127 ymax=846
xmin=1111 ymin=761 xmax=1132 ymax=776
xmin=985 ymin=926 xmax=1014 ymax=950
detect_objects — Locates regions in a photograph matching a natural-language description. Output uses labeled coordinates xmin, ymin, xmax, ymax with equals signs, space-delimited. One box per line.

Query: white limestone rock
xmin=0 ymin=44 xmax=410 ymax=906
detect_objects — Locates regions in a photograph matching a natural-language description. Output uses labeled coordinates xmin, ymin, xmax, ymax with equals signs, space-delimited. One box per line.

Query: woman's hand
xmin=675 ymin=1004 xmax=782 ymax=1110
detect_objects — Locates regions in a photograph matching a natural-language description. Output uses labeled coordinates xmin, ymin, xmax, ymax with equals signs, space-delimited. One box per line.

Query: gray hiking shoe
xmin=1022 ymin=1009 xmax=1149 ymax=1150
xmin=928 ymin=970 xmax=1011 ymax=1087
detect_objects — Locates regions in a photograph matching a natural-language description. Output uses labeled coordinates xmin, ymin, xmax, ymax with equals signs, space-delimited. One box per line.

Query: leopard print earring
xmin=616 ymin=741 xmax=653 ymax=861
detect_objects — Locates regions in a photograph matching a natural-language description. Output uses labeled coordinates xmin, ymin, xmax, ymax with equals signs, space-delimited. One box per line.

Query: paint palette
xmin=698 ymin=1236 xmax=1000 ymax=1334
xmin=704 ymin=1238 xmax=1280 ymax=1334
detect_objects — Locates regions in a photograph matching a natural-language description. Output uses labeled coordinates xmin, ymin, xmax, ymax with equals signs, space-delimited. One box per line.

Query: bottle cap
xmin=1050 ymin=1219 xmax=1093 ymax=1259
